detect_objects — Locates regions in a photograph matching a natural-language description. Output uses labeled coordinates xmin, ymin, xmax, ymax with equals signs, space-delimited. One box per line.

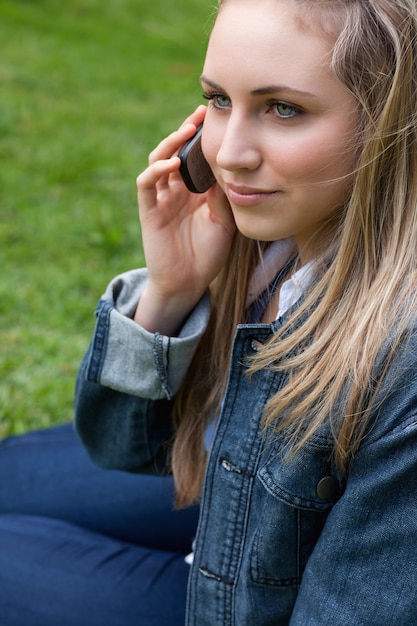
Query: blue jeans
xmin=0 ymin=423 xmax=199 ymax=626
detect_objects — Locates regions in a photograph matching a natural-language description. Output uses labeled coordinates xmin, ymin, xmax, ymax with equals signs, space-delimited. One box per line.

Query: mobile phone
xmin=178 ymin=124 xmax=215 ymax=193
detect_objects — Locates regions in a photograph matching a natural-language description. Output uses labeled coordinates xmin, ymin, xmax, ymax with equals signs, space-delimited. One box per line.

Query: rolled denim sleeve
xmin=83 ymin=268 xmax=211 ymax=401
xmin=74 ymin=268 xmax=210 ymax=471
xmin=290 ymin=339 xmax=417 ymax=624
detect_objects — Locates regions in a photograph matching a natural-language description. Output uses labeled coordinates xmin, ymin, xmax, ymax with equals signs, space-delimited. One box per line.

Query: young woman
xmin=2 ymin=0 xmax=417 ymax=624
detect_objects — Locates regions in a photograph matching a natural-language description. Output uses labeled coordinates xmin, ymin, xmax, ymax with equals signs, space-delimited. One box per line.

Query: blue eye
xmin=214 ymin=95 xmax=231 ymax=108
xmin=273 ymin=102 xmax=298 ymax=118
xmin=203 ymin=92 xmax=231 ymax=109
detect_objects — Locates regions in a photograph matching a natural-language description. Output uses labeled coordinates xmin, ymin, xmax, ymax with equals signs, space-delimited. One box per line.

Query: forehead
xmin=204 ymin=0 xmax=337 ymax=93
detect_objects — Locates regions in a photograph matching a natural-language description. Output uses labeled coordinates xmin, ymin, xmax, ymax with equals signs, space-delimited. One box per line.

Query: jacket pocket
xmin=249 ymin=435 xmax=344 ymax=587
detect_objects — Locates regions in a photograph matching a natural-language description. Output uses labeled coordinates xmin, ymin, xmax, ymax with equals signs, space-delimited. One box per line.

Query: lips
xmin=225 ymin=183 xmax=280 ymax=206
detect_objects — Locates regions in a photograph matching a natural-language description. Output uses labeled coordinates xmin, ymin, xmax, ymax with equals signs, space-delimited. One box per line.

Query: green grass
xmin=0 ymin=0 xmax=214 ymax=437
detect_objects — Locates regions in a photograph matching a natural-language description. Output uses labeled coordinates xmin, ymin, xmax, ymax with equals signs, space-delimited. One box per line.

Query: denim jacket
xmin=75 ymin=268 xmax=417 ymax=625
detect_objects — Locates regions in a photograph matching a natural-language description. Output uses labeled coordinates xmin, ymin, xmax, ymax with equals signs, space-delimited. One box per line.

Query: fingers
xmin=137 ymin=156 xmax=179 ymax=190
xmin=148 ymin=106 xmax=207 ymax=164
xmin=178 ymin=105 xmax=207 ymax=131
xmin=136 ymin=156 xmax=181 ymax=212
xmin=207 ymin=184 xmax=237 ymax=236
xmin=136 ymin=106 xmax=208 ymax=210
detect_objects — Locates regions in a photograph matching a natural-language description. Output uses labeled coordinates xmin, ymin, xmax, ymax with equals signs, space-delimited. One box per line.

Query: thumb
xmin=207 ymin=183 xmax=236 ymax=236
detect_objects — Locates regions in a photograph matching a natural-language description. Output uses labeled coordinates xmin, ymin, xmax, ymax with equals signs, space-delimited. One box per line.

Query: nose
xmin=216 ymin=115 xmax=262 ymax=173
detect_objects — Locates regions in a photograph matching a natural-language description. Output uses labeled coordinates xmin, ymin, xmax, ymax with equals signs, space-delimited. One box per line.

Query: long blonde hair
xmin=171 ymin=0 xmax=417 ymax=507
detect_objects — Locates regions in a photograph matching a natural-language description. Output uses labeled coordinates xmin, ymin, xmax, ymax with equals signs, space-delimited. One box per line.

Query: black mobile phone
xmin=178 ymin=124 xmax=215 ymax=193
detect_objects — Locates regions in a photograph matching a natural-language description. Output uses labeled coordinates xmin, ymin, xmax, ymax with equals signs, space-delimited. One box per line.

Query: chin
xmin=234 ymin=221 xmax=285 ymax=242
xmin=231 ymin=211 xmax=286 ymax=241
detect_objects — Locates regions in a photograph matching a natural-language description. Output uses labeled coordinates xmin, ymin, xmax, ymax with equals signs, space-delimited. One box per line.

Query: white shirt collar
xmin=245 ymin=238 xmax=316 ymax=320
xmin=277 ymin=261 xmax=315 ymax=319
xmin=245 ymin=238 xmax=297 ymax=308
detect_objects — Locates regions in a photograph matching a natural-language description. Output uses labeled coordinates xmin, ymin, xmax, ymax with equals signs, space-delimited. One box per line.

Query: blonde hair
xmin=171 ymin=0 xmax=417 ymax=507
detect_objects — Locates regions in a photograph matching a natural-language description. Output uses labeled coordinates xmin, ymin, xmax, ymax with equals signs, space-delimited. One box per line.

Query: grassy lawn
xmin=0 ymin=0 xmax=213 ymax=436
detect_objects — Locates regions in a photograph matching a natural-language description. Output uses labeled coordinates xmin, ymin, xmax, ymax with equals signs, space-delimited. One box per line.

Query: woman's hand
xmin=134 ymin=106 xmax=236 ymax=335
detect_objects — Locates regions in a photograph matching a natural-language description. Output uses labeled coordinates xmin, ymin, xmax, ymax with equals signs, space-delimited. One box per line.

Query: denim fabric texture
xmin=75 ymin=269 xmax=417 ymax=625
xmin=0 ymin=423 xmax=199 ymax=626
xmin=88 ymin=269 xmax=211 ymax=400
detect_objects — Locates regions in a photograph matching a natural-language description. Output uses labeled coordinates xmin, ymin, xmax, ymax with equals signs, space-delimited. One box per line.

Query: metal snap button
xmin=250 ymin=339 xmax=263 ymax=352
xmin=316 ymin=476 xmax=339 ymax=501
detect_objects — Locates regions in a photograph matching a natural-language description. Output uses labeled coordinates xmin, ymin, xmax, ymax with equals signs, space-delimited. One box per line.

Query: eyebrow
xmin=200 ymin=75 xmax=318 ymax=99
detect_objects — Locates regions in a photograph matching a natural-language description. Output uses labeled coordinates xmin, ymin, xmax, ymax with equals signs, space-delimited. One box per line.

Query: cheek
xmin=277 ymin=136 xmax=355 ymax=188
xmin=201 ymin=122 xmax=220 ymax=169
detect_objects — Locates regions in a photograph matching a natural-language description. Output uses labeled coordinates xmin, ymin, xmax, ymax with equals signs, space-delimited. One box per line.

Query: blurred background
xmin=0 ymin=0 xmax=213 ymax=436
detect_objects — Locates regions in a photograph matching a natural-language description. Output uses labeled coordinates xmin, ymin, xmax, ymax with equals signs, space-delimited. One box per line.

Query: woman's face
xmin=201 ymin=0 xmax=359 ymax=259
